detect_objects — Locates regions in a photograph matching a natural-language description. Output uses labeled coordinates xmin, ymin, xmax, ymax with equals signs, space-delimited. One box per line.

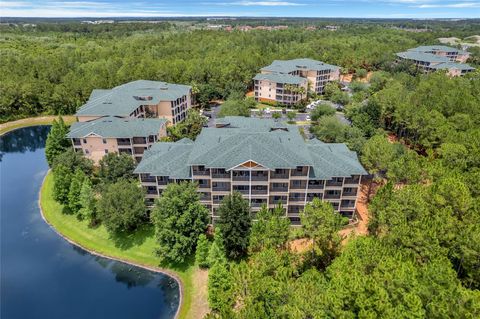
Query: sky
xmin=0 ymin=0 xmax=479 ymax=18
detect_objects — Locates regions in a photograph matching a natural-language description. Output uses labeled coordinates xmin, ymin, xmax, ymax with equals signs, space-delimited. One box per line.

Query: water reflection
xmin=1 ymin=126 xmax=179 ymax=319
xmin=0 ymin=125 xmax=51 ymax=155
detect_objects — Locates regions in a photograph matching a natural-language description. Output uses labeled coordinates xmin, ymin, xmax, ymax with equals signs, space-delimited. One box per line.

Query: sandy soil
xmin=186 ymin=267 xmax=209 ymax=319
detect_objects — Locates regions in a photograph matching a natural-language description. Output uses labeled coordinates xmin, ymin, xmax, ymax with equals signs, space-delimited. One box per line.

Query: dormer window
xmin=133 ymin=96 xmax=153 ymax=101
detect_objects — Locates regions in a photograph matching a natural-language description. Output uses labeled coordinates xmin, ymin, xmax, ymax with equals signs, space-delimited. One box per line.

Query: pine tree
xmin=217 ymin=192 xmax=251 ymax=260
xmin=45 ymin=117 xmax=70 ymax=167
xmin=68 ymin=169 xmax=85 ymax=214
xmin=195 ymin=234 xmax=210 ymax=268
xmin=207 ymin=228 xmax=226 ymax=266
xmin=53 ymin=164 xmax=72 ymax=204
xmin=79 ymin=178 xmax=96 ymax=223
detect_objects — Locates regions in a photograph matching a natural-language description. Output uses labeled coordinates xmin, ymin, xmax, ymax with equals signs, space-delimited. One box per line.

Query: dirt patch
xmin=187 ymin=267 xmax=209 ymax=319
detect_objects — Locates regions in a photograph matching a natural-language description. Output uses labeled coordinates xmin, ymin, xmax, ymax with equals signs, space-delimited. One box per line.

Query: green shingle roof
xmin=76 ymin=80 xmax=191 ymax=117
xmin=409 ymin=45 xmax=468 ymax=55
xmin=254 ymin=73 xmax=307 ymax=85
xmin=134 ymin=117 xmax=367 ymax=180
xmin=396 ymin=51 xmax=450 ymax=63
xmin=67 ymin=116 xmax=167 ymax=138
xmin=261 ymin=58 xmax=340 ymax=74
xmin=430 ymin=62 xmax=475 ymax=71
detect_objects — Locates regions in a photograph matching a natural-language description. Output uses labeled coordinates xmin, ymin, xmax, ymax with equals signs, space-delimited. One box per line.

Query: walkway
xmin=0 ymin=115 xmax=76 ymax=135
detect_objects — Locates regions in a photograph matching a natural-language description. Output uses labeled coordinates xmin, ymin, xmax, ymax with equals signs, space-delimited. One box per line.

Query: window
xmin=102 ymin=138 xmax=107 ymax=144
xmin=84 ymin=149 xmax=89 ymax=154
xmin=104 ymin=149 xmax=109 ymax=154
xmin=83 ymin=138 xmax=87 ymax=144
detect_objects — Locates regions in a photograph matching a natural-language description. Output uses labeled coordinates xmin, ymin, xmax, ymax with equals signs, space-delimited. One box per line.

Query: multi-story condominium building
xmin=408 ymin=45 xmax=470 ymax=63
xmin=68 ymin=116 xmax=167 ymax=163
xmin=75 ymin=80 xmax=192 ymax=125
xmin=253 ymin=58 xmax=340 ymax=105
xmin=253 ymin=73 xmax=308 ymax=106
xmin=135 ymin=116 xmax=367 ymax=224
xmin=396 ymin=46 xmax=474 ymax=77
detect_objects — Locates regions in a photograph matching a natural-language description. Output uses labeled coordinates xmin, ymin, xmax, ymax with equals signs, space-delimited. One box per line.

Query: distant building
xmin=135 ymin=117 xmax=367 ymax=224
xmin=70 ymin=80 xmax=192 ymax=163
xmin=254 ymin=58 xmax=340 ymax=105
xmin=68 ymin=116 xmax=167 ymax=163
xmin=396 ymin=45 xmax=474 ymax=76
xmin=75 ymin=80 xmax=192 ymax=125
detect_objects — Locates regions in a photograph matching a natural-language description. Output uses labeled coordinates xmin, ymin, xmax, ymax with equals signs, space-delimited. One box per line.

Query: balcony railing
xmin=233 ymin=188 xmax=249 ymax=195
xmin=343 ymin=190 xmax=358 ymax=197
xmin=140 ymin=174 xmax=156 ymax=183
xmin=198 ymin=183 xmax=210 ymax=189
xmin=291 ymin=169 xmax=308 ymax=177
xmin=133 ymin=137 xmax=147 ymax=144
xmin=232 ymin=175 xmax=249 ymax=181
xmin=193 ymin=170 xmax=210 ymax=176
xmin=145 ymin=188 xmax=158 ymax=195
xmin=270 ymin=187 xmax=288 ymax=192
xmin=271 ymin=174 xmax=288 ymax=179
xmin=157 ymin=178 xmax=168 ymax=186
xmin=344 ymin=176 xmax=360 ymax=184
xmin=212 ymin=187 xmax=230 ymax=192
xmin=117 ymin=139 xmax=131 ymax=146
xmin=326 ymin=180 xmax=343 ymax=187
xmin=324 ymin=193 xmax=341 ymax=199
xmin=288 ymin=196 xmax=304 ymax=202
xmin=212 ymin=173 xmax=230 ymax=179
xmin=250 ymin=201 xmax=267 ymax=207
xmin=251 ymin=175 xmax=268 ymax=182
xmin=290 ymin=183 xmax=306 ymax=190
xmin=308 ymin=182 xmax=324 ymax=189
xmin=251 ymin=189 xmax=268 ymax=195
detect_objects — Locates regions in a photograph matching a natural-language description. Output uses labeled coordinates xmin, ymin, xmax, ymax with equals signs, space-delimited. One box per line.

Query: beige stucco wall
xmin=456 ymin=53 xmax=469 ymax=63
xmin=80 ymin=136 xmax=119 ymax=163
xmin=256 ymin=79 xmax=277 ymax=100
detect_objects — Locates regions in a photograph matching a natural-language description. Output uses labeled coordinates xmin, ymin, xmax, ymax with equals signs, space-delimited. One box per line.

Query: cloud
xmin=214 ymin=1 xmax=306 ymax=6
xmin=414 ymin=2 xmax=480 ymax=8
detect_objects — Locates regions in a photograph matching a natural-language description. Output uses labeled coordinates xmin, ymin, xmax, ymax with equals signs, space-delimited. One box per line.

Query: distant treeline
xmin=0 ymin=21 xmax=479 ymax=122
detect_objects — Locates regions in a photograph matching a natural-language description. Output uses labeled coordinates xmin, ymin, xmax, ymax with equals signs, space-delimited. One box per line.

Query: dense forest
xmin=1 ymin=19 xmax=479 ymax=122
xmin=9 ymin=19 xmax=480 ymax=318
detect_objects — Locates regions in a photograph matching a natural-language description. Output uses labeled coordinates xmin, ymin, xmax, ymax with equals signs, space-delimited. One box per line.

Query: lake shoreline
xmin=38 ymin=171 xmax=185 ymax=319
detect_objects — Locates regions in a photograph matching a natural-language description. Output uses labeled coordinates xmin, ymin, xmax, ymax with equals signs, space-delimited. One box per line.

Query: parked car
xmin=306 ymin=115 xmax=311 ymax=121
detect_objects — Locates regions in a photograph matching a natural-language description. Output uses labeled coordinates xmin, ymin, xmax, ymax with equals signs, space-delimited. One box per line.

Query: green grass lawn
xmin=40 ymin=172 xmax=196 ymax=319
xmin=0 ymin=116 xmax=76 ymax=135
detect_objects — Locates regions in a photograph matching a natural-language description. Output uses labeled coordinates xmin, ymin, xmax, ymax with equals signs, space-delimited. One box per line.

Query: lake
xmin=0 ymin=126 xmax=179 ymax=319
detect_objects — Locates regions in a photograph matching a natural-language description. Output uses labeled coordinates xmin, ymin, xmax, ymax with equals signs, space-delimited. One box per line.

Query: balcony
xmin=157 ymin=177 xmax=168 ymax=186
xmin=344 ymin=176 xmax=360 ymax=184
xmin=342 ymin=188 xmax=358 ymax=197
xmin=288 ymin=196 xmax=304 ymax=202
xmin=72 ymin=138 xmax=81 ymax=146
xmin=308 ymin=181 xmax=324 ymax=189
xmin=198 ymin=182 xmax=211 ymax=189
xmin=326 ymin=178 xmax=343 ymax=187
xmin=145 ymin=187 xmax=158 ymax=195
xmin=271 ymin=174 xmax=288 ymax=180
xmin=270 ymin=187 xmax=288 ymax=192
xmin=232 ymin=171 xmax=249 ymax=181
xmin=212 ymin=187 xmax=230 ymax=192
xmin=270 ymin=196 xmax=287 ymax=204
xmin=291 ymin=167 xmax=308 ymax=177
xmin=251 ymin=187 xmax=268 ymax=195
xmin=341 ymin=200 xmax=356 ymax=209
xmin=250 ymin=201 xmax=267 ymax=208
xmin=140 ymin=174 xmax=156 ymax=183
xmin=251 ymin=173 xmax=268 ymax=182
xmin=133 ymin=137 xmax=147 ymax=144
xmin=233 ymin=186 xmax=249 ymax=194
xmin=324 ymin=192 xmax=341 ymax=199
xmin=193 ymin=169 xmax=210 ymax=176
xmin=117 ymin=138 xmax=131 ymax=146
xmin=290 ymin=181 xmax=306 ymax=190
xmin=307 ymin=193 xmax=322 ymax=201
